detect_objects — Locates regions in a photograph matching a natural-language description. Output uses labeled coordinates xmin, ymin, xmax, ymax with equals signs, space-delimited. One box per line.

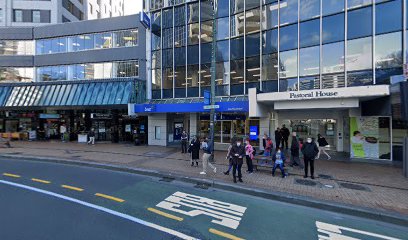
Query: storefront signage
xmin=91 ymin=113 xmax=112 ymax=119
xmin=140 ymin=12 xmax=151 ymax=29
xmin=134 ymin=101 xmax=248 ymax=114
xmin=289 ymin=91 xmax=339 ymax=99
xmin=350 ymin=117 xmax=380 ymax=159
xmin=144 ymin=105 xmax=156 ymax=112
xmin=39 ymin=114 xmax=61 ymax=119
xmin=249 ymin=126 xmax=258 ymax=141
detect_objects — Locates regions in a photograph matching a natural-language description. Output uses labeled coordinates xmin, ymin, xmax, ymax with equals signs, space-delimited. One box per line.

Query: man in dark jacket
xmin=181 ymin=130 xmax=188 ymax=153
xmin=230 ymin=139 xmax=245 ymax=183
xmin=281 ymin=124 xmax=290 ymax=150
xmin=301 ymin=137 xmax=319 ymax=179
xmin=274 ymin=127 xmax=282 ymax=149
xmin=290 ymin=133 xmax=304 ymax=169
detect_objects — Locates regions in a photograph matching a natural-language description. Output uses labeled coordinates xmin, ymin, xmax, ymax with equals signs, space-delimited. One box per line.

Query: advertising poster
xmin=350 ymin=117 xmax=380 ymax=159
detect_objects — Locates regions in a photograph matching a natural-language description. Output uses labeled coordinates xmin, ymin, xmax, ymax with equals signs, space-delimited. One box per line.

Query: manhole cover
xmin=159 ymin=177 xmax=175 ymax=182
xmin=339 ymin=182 xmax=370 ymax=191
xmin=318 ymin=174 xmax=333 ymax=180
xmin=195 ymin=183 xmax=211 ymax=189
xmin=295 ymin=179 xmax=317 ymax=186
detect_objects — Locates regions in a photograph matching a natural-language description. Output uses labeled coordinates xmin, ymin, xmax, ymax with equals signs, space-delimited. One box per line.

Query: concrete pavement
xmin=1 ymin=141 xmax=408 ymax=218
xmin=0 ymin=158 xmax=407 ymax=240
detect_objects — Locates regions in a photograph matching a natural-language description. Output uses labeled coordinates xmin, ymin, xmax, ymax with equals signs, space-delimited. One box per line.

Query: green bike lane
xmin=0 ymin=157 xmax=407 ymax=240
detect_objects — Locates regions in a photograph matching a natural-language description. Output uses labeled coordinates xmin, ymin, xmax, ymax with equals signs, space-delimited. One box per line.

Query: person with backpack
xmin=272 ymin=147 xmax=286 ymax=178
xmin=301 ymin=137 xmax=319 ymax=179
xmin=289 ymin=132 xmax=303 ymax=169
xmin=317 ymin=134 xmax=331 ymax=160
xmin=245 ymin=139 xmax=254 ymax=174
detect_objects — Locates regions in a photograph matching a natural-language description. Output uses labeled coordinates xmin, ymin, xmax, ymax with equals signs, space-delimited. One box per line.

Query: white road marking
xmin=316 ymin=221 xmax=401 ymax=240
xmin=0 ymin=180 xmax=196 ymax=240
xmin=156 ymin=191 xmax=247 ymax=230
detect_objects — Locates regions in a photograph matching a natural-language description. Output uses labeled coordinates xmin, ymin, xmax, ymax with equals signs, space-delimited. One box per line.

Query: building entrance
xmin=282 ymin=119 xmax=338 ymax=151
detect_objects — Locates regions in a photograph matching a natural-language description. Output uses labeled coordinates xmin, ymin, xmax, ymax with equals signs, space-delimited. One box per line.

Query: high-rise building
xmin=130 ymin=0 xmax=408 ymax=162
xmin=0 ymin=0 xmax=124 ymax=27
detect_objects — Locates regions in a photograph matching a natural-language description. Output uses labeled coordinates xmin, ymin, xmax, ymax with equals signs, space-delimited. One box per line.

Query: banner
xmin=350 ymin=117 xmax=380 ymax=159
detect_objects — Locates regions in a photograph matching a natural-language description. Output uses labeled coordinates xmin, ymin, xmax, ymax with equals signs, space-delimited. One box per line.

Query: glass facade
xmin=36 ymin=29 xmax=138 ymax=55
xmin=0 ymin=41 xmax=34 ymax=55
xmin=149 ymin=0 xmax=405 ymax=99
xmin=36 ymin=60 xmax=139 ymax=81
xmin=0 ymin=67 xmax=34 ymax=82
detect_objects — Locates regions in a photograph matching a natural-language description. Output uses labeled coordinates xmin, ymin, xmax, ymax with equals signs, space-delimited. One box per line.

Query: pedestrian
xmin=60 ymin=124 xmax=67 ymax=142
xmin=230 ymin=139 xmax=245 ymax=183
xmin=181 ymin=130 xmax=188 ymax=153
xmin=289 ymin=132 xmax=304 ymax=169
xmin=274 ymin=127 xmax=282 ymax=149
xmin=281 ymin=124 xmax=290 ymax=150
xmin=301 ymin=137 xmax=319 ymax=179
xmin=272 ymin=147 xmax=286 ymax=178
xmin=261 ymin=133 xmax=268 ymax=155
xmin=190 ymin=135 xmax=200 ymax=167
xmin=245 ymin=139 xmax=254 ymax=174
xmin=223 ymin=138 xmax=235 ymax=175
xmin=263 ymin=137 xmax=273 ymax=157
xmin=87 ymin=128 xmax=95 ymax=145
xmin=200 ymin=138 xmax=217 ymax=175
xmin=317 ymin=134 xmax=331 ymax=160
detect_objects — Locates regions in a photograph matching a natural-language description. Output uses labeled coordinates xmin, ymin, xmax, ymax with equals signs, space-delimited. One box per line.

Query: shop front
xmin=249 ymin=85 xmax=396 ymax=161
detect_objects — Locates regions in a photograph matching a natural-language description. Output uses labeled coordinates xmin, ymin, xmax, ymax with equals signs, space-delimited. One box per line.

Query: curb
xmin=1 ymin=153 xmax=408 ymax=227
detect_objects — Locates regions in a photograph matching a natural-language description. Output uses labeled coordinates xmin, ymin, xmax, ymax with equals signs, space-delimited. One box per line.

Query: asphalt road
xmin=0 ymin=157 xmax=407 ymax=240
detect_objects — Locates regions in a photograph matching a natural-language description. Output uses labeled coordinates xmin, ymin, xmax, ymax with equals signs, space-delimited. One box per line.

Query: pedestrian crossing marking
xmin=3 ymin=173 xmax=21 ymax=178
xmin=156 ymin=191 xmax=247 ymax=229
xmin=147 ymin=208 xmax=184 ymax=221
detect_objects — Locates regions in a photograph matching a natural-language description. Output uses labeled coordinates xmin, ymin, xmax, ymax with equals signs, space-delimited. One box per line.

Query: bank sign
xmin=289 ymin=91 xmax=339 ymax=99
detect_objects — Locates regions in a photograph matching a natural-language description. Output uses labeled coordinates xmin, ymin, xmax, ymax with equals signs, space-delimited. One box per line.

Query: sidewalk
xmin=1 ymin=141 xmax=408 ymax=216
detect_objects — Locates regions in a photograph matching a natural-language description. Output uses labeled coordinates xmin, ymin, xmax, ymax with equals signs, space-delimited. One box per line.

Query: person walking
xmin=230 ymin=139 xmax=245 ymax=183
xmin=245 ymin=139 xmax=254 ymax=174
xmin=317 ymin=134 xmax=331 ymax=160
xmin=200 ymin=138 xmax=217 ymax=175
xmin=301 ymin=137 xmax=319 ymax=179
xmin=190 ymin=136 xmax=200 ymax=167
xmin=289 ymin=133 xmax=304 ymax=169
xmin=274 ymin=127 xmax=282 ymax=149
xmin=223 ymin=138 xmax=236 ymax=175
xmin=272 ymin=147 xmax=286 ymax=178
xmin=281 ymin=124 xmax=290 ymax=150
xmin=181 ymin=130 xmax=188 ymax=153
xmin=87 ymin=128 xmax=95 ymax=145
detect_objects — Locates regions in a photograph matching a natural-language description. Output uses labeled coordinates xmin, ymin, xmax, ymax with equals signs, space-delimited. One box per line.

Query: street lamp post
xmin=209 ymin=0 xmax=217 ymax=154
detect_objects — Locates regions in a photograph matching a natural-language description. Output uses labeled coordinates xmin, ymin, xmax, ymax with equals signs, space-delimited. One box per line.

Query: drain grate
xmin=318 ymin=174 xmax=333 ymax=180
xmin=295 ymin=179 xmax=317 ymax=186
xmin=194 ymin=182 xmax=211 ymax=190
xmin=339 ymin=182 xmax=370 ymax=191
xmin=159 ymin=177 xmax=175 ymax=182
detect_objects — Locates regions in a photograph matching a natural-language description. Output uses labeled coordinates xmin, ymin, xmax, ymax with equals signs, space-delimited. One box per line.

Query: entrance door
xmin=285 ymin=119 xmax=337 ymax=151
xmin=92 ymin=121 xmax=112 ymax=141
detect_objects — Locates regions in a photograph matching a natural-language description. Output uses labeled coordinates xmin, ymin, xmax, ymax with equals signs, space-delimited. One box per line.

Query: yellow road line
xmin=95 ymin=193 xmax=125 ymax=203
xmin=3 ymin=173 xmax=21 ymax=178
xmin=31 ymin=178 xmax=51 ymax=184
xmin=147 ymin=208 xmax=183 ymax=221
xmin=209 ymin=228 xmax=245 ymax=240
xmin=61 ymin=185 xmax=84 ymax=192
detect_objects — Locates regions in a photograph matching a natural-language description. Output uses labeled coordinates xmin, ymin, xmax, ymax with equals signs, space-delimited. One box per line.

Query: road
xmin=0 ymin=157 xmax=406 ymax=240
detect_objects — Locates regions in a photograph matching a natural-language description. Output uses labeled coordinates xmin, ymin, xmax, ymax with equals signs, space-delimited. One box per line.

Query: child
xmin=272 ymin=147 xmax=286 ymax=178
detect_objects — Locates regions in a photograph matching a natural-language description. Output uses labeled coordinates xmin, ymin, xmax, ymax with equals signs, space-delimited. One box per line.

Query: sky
xmin=124 ymin=0 xmax=143 ymax=15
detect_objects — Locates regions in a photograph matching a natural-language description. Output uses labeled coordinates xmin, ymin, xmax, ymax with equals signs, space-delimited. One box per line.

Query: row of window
xmin=62 ymin=0 xmax=84 ymax=20
xmin=13 ymin=9 xmax=51 ymax=23
xmin=151 ymin=30 xmax=403 ymax=98
xmin=0 ymin=67 xmax=34 ymax=83
xmin=36 ymin=60 xmax=139 ymax=81
xmin=36 ymin=29 xmax=138 ymax=55
xmin=0 ymin=41 xmax=34 ymax=56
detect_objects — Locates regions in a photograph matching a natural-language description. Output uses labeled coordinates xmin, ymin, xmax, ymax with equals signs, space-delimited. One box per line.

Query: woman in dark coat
xmin=190 ymin=136 xmax=201 ymax=167
xmin=290 ymin=133 xmax=304 ymax=169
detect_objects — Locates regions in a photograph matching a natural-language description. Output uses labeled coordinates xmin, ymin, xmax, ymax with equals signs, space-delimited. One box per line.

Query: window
xmin=322 ymin=42 xmax=345 ymax=74
xmin=279 ymin=49 xmax=298 ymax=79
xmin=262 ymin=2 xmax=278 ymax=30
xmin=300 ymin=19 xmax=320 ymax=47
xmin=280 ymin=0 xmax=298 ymax=25
xmin=348 ymin=0 xmax=372 ymax=10
xmin=299 ymin=46 xmax=320 ymax=77
xmin=216 ymin=0 xmax=229 ymax=18
xmin=155 ymin=126 xmax=161 ymax=140
xmin=262 ymin=29 xmax=278 ymax=54
xmin=0 ymin=41 xmax=34 ymax=55
xmin=347 ymin=7 xmax=372 ymax=40
xmin=231 ymin=0 xmax=245 ymax=15
xmin=231 ymin=37 xmax=244 ymax=60
xmin=322 ymin=13 xmax=345 ymax=44
xmin=280 ymin=24 xmax=298 ymax=51
xmin=375 ymin=0 xmax=402 ymax=35
xmin=32 ymin=10 xmax=41 ymax=23
xmin=114 ymin=29 xmax=138 ymax=47
xmin=246 ymin=8 xmax=261 ymax=34
xmin=375 ymin=32 xmax=403 ymax=84
xmin=14 ymin=10 xmax=23 ymax=22
xmin=0 ymin=67 xmax=33 ymax=82
xmin=231 ymin=12 xmax=245 ymax=37
xmin=94 ymin=32 xmax=112 ymax=49
xmin=323 ymin=0 xmax=345 ymax=16
xmin=347 ymin=37 xmax=372 ymax=72
xmin=300 ymin=0 xmax=320 ymax=21
xmin=115 ymin=61 xmax=139 ymax=77
xmin=246 ymin=33 xmax=260 ymax=57
xmin=216 ymin=17 xmax=229 ymax=40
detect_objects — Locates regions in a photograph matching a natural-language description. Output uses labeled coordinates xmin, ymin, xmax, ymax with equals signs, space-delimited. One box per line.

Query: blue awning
xmin=0 ymin=79 xmax=145 ymax=108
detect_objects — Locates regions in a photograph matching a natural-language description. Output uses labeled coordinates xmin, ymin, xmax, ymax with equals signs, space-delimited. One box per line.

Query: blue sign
xmin=134 ymin=101 xmax=248 ymax=113
xmin=39 ymin=113 xmax=60 ymax=119
xmin=204 ymin=90 xmax=211 ymax=105
xmin=249 ymin=126 xmax=258 ymax=141
xmin=140 ymin=12 xmax=151 ymax=29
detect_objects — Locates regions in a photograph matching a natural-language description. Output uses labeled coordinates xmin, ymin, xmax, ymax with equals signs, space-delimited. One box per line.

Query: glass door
xmin=222 ymin=121 xmax=232 ymax=143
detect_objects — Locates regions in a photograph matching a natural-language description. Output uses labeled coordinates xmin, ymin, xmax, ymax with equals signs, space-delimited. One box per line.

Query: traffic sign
xmin=203 ymin=105 xmax=220 ymax=110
